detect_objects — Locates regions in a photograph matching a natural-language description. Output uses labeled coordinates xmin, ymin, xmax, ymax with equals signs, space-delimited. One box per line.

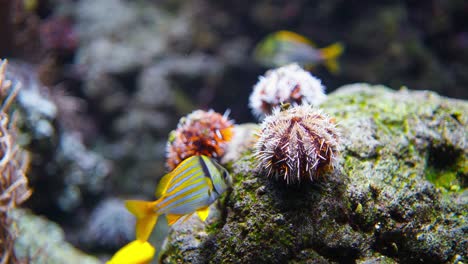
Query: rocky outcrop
xmin=162 ymin=84 xmax=467 ymax=263
xmin=12 ymin=209 xmax=100 ymax=264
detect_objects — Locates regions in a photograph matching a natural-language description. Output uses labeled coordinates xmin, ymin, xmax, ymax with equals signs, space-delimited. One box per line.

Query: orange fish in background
xmin=254 ymin=30 xmax=344 ymax=74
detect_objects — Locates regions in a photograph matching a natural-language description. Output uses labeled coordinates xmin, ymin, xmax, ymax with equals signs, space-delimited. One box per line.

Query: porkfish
xmin=254 ymin=30 xmax=344 ymax=74
xmin=126 ymin=155 xmax=232 ymax=242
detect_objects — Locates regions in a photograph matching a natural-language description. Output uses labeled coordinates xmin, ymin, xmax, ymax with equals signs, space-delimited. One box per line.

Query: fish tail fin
xmin=125 ymin=200 xmax=159 ymax=241
xmin=320 ymin=42 xmax=344 ymax=74
xmin=106 ymin=240 xmax=156 ymax=264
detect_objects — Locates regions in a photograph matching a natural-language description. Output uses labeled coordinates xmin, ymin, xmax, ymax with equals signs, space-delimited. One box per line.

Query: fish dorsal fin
xmin=155 ymin=171 xmax=174 ymax=198
xmin=276 ymin=30 xmax=316 ymax=47
xmin=196 ymin=206 xmax=210 ymax=222
xmin=166 ymin=214 xmax=183 ymax=226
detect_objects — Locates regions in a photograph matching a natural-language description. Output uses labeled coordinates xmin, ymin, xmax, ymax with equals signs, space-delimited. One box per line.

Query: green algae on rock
xmin=12 ymin=209 xmax=100 ymax=264
xmin=161 ymin=84 xmax=467 ymax=263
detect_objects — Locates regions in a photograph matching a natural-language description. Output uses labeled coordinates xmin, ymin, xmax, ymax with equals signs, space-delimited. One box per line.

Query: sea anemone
xmin=166 ymin=110 xmax=234 ymax=170
xmin=249 ymin=63 xmax=326 ymax=119
xmin=0 ymin=59 xmax=32 ymax=263
xmin=254 ymin=104 xmax=340 ymax=184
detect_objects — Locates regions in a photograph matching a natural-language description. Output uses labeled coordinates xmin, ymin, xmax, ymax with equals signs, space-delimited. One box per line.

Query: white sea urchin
xmin=249 ymin=63 xmax=327 ymax=119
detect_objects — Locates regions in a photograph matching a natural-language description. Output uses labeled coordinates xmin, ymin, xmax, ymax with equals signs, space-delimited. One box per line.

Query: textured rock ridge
xmin=162 ymin=84 xmax=467 ymax=264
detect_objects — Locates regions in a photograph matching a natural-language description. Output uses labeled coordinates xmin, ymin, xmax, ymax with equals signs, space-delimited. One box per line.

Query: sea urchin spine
xmin=254 ymin=105 xmax=340 ymax=184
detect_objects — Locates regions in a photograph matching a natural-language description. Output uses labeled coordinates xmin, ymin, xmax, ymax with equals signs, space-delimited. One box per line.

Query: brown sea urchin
xmin=254 ymin=105 xmax=340 ymax=183
xmin=166 ymin=110 xmax=234 ymax=170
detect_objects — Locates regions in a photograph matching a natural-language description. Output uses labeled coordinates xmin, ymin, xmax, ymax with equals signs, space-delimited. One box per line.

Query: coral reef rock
xmin=12 ymin=209 xmax=100 ymax=264
xmin=75 ymin=0 xmax=169 ymax=75
xmin=6 ymin=60 xmax=111 ymax=213
xmin=82 ymin=198 xmax=135 ymax=250
xmin=161 ymin=84 xmax=467 ymax=264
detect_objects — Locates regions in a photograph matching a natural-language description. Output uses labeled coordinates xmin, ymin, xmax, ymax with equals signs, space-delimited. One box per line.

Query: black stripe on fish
xmin=198 ymin=156 xmax=211 ymax=180
xmin=198 ymin=156 xmax=219 ymax=196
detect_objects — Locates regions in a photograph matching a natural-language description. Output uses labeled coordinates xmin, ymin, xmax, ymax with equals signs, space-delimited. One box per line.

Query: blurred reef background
xmin=0 ymin=0 xmax=467 ymax=263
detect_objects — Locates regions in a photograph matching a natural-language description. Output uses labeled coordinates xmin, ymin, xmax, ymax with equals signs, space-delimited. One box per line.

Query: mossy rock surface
xmin=11 ymin=209 xmax=101 ymax=264
xmin=161 ymin=84 xmax=467 ymax=264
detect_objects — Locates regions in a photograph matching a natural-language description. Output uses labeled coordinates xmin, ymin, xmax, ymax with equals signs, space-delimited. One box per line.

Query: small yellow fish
xmin=254 ymin=30 xmax=344 ymax=74
xmin=126 ymin=155 xmax=232 ymax=242
xmin=23 ymin=0 xmax=38 ymax=12
xmin=106 ymin=240 xmax=155 ymax=264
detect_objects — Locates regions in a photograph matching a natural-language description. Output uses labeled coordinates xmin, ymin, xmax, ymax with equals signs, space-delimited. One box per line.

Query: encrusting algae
xmin=0 ymin=59 xmax=32 ymax=264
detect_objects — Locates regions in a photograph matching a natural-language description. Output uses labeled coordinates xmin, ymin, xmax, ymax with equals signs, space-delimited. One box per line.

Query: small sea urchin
xmin=166 ymin=110 xmax=234 ymax=170
xmin=249 ymin=63 xmax=326 ymax=119
xmin=254 ymin=105 xmax=340 ymax=184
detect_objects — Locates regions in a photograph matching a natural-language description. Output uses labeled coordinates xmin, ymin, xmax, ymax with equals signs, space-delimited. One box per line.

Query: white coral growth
xmin=249 ymin=63 xmax=327 ymax=119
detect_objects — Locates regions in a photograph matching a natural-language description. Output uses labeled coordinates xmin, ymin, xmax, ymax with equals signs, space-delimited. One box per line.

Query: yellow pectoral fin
xmin=196 ymin=206 xmax=210 ymax=222
xmin=136 ymin=214 xmax=158 ymax=242
xmin=106 ymin=240 xmax=155 ymax=264
xmin=166 ymin=214 xmax=183 ymax=225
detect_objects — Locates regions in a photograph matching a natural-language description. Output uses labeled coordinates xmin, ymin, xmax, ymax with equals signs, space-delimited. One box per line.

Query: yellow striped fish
xmin=254 ymin=30 xmax=344 ymax=74
xmin=126 ymin=155 xmax=232 ymax=242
